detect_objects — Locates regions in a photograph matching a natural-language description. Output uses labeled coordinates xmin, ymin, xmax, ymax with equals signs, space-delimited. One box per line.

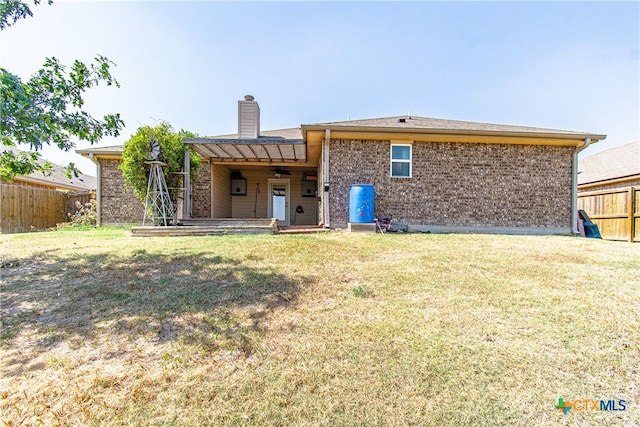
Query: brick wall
xmin=191 ymin=161 xmax=211 ymax=218
xmin=99 ymin=158 xmax=212 ymax=223
xmin=100 ymin=159 xmax=144 ymax=224
xmin=328 ymin=139 xmax=573 ymax=229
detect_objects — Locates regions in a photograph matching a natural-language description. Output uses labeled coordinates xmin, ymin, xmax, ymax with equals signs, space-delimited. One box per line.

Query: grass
xmin=1 ymin=228 xmax=638 ymax=426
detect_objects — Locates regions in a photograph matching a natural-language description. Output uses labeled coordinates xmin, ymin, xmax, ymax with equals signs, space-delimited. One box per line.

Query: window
xmin=390 ymin=144 xmax=412 ymax=178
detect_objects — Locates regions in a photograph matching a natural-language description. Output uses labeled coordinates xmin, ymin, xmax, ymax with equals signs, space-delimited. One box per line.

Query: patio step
xmin=179 ymin=218 xmax=275 ymax=227
xmin=277 ymin=225 xmax=330 ymax=235
xmin=131 ymin=224 xmax=275 ymax=237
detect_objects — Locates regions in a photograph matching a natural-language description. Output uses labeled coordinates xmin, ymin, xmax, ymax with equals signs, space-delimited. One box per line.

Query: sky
xmin=1 ymin=0 xmax=638 ymax=175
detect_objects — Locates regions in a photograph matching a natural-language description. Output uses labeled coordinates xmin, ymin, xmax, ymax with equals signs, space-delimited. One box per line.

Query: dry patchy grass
xmin=1 ymin=228 xmax=638 ymax=426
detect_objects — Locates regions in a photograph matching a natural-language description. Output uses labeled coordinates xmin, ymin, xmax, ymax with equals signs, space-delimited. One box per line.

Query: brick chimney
xmin=238 ymin=95 xmax=260 ymax=139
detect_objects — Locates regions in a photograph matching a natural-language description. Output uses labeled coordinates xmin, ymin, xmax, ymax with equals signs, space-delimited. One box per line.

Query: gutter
xmin=301 ymin=124 xmax=606 ymax=143
xmin=88 ymin=153 xmax=102 ymax=227
xmin=571 ymin=138 xmax=591 ymax=234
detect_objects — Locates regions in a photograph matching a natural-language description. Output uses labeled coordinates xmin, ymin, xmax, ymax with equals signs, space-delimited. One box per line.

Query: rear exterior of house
xmin=79 ymin=96 xmax=606 ymax=234
xmin=324 ymin=138 xmax=573 ymax=232
xmin=303 ymin=116 xmax=604 ymax=234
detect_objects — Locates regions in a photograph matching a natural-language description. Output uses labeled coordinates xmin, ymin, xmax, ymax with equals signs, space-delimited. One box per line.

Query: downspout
xmin=89 ymin=153 xmax=102 ymax=227
xmin=571 ymin=138 xmax=591 ymax=234
xmin=323 ymin=129 xmax=331 ymax=228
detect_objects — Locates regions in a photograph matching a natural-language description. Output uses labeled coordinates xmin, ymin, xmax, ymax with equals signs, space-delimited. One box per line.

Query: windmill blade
xmin=147 ymin=138 xmax=161 ymax=161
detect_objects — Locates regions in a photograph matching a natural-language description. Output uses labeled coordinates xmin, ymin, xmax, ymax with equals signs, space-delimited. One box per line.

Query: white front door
xmin=268 ymin=179 xmax=290 ymax=225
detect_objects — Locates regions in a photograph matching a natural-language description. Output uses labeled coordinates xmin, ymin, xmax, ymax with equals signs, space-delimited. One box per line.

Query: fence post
xmin=630 ymin=187 xmax=637 ymax=243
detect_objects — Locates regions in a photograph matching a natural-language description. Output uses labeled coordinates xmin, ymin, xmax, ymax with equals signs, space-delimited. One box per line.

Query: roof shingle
xmin=2 ymin=145 xmax=96 ymax=190
xmin=305 ymin=116 xmax=601 ymax=137
xmin=578 ymin=141 xmax=640 ymax=185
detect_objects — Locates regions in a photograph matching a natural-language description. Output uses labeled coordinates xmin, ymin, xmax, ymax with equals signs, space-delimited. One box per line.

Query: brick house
xmin=78 ymin=96 xmax=606 ymax=234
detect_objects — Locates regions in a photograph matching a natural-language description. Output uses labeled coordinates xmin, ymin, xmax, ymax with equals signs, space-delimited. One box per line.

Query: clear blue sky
xmin=2 ymin=1 xmax=638 ymax=175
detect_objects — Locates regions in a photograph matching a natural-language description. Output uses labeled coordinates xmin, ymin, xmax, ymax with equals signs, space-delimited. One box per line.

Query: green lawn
xmin=1 ymin=228 xmax=638 ymax=426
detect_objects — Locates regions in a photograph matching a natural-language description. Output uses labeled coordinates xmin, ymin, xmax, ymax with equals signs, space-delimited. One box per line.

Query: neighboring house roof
xmin=302 ymin=116 xmax=606 ymax=141
xmin=578 ymin=141 xmax=640 ymax=186
xmin=2 ymin=145 xmax=96 ymax=191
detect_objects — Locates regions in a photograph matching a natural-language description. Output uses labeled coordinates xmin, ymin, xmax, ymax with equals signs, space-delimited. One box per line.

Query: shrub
xmin=57 ymin=193 xmax=97 ymax=229
xmin=119 ymin=122 xmax=201 ymax=206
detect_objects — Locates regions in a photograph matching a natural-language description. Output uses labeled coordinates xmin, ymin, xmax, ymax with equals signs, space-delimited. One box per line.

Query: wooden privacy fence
xmin=578 ymin=186 xmax=639 ymax=242
xmin=0 ymin=184 xmax=93 ymax=234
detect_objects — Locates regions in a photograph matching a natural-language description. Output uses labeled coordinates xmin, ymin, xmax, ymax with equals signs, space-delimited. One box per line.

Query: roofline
xmin=184 ymin=137 xmax=305 ymax=145
xmin=10 ymin=175 xmax=93 ymax=191
xmin=76 ymin=147 xmax=123 ymax=157
xmin=301 ymin=124 xmax=606 ymax=142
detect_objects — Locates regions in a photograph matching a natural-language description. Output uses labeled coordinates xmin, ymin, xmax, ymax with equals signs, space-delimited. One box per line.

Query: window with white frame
xmin=390 ymin=143 xmax=412 ymax=178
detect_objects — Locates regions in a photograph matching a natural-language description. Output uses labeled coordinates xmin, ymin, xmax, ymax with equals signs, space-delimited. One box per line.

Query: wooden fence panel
xmin=578 ymin=186 xmax=638 ymax=242
xmin=0 ymin=184 xmax=66 ymax=233
xmin=635 ymin=189 xmax=640 ymax=242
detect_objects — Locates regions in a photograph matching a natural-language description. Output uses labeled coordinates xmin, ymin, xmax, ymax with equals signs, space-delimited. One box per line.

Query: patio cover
xmin=184 ymin=128 xmax=306 ymax=163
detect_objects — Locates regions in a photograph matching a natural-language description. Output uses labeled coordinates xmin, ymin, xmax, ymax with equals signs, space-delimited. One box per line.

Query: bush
xmin=57 ymin=194 xmax=97 ymax=229
xmin=119 ymin=122 xmax=201 ymax=205
xmin=67 ymin=198 xmax=97 ymax=226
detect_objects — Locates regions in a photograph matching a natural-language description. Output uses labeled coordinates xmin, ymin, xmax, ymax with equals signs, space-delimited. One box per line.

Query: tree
xmin=0 ymin=0 xmax=51 ymax=30
xmin=0 ymin=0 xmax=124 ymax=180
xmin=119 ymin=122 xmax=201 ymax=207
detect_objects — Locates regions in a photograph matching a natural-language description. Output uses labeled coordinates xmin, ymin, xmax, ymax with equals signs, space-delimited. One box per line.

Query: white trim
xmin=390 ymin=143 xmax=412 ymax=178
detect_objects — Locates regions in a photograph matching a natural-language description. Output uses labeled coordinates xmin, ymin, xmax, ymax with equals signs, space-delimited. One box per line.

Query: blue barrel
xmin=349 ymin=184 xmax=374 ymax=223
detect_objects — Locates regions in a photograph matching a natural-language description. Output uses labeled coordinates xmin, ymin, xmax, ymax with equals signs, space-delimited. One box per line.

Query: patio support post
xmin=571 ymin=137 xmax=590 ymax=234
xmin=183 ymin=148 xmax=191 ymax=219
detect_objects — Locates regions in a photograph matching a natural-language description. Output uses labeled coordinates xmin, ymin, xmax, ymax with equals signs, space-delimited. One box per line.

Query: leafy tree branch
xmin=0 ymin=0 xmax=124 ymax=180
xmin=0 ymin=0 xmax=51 ymax=30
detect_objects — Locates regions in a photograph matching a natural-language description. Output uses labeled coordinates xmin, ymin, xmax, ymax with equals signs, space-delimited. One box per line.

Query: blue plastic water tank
xmin=349 ymin=184 xmax=374 ymax=223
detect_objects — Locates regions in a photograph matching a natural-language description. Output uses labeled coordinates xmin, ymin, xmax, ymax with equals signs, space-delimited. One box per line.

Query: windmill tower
xmin=142 ymin=138 xmax=174 ymax=226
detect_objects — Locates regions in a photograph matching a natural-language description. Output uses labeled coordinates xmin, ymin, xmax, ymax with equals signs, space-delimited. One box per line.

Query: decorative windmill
xmin=142 ymin=138 xmax=174 ymax=226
